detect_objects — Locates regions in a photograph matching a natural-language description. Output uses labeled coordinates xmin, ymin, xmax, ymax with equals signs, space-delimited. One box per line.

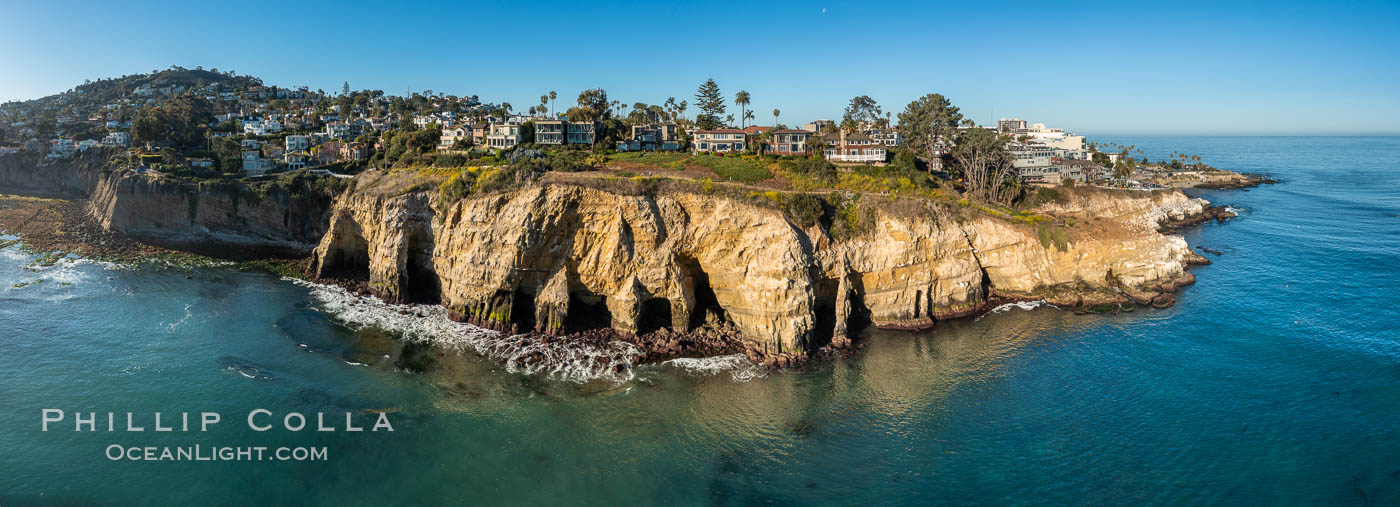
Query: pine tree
xmin=694 ymin=79 xmax=726 ymax=130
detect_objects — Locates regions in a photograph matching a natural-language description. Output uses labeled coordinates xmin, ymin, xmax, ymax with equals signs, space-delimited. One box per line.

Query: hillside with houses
xmin=0 ymin=67 xmax=1246 ymax=200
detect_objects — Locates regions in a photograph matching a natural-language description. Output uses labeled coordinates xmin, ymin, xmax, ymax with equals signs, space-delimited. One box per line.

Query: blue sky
xmin=1 ymin=0 xmax=1397 ymax=134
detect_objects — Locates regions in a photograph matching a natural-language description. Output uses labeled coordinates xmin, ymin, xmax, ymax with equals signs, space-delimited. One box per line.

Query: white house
xmin=285 ymin=135 xmax=313 ymax=151
xmin=48 ymin=139 xmax=76 ymax=159
xmin=438 ymin=125 xmax=473 ymax=150
xmin=821 ymin=132 xmax=886 ymax=163
xmin=284 ymin=151 xmax=310 ymax=171
xmin=102 ymin=131 xmax=131 ymax=146
xmin=485 ymin=123 xmax=522 ymax=150
xmin=325 ymin=122 xmax=352 ymax=140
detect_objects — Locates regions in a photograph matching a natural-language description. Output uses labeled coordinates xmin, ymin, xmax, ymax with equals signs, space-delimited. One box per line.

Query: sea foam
xmin=979 ymin=300 xmax=1060 ymax=320
xmin=287 ymin=278 xmax=643 ymax=384
xmin=662 ymin=354 xmax=767 ymax=383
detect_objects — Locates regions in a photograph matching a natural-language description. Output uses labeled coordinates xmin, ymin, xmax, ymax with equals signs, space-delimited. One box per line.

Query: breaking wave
xmin=979 ymin=300 xmax=1059 ymax=320
xmin=287 ymin=278 xmax=643 ymax=384
xmin=662 ymin=354 xmax=767 ymax=383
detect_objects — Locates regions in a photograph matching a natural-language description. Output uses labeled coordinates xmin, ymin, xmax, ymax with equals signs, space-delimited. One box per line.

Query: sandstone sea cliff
xmin=309 ymin=174 xmax=1209 ymax=361
xmin=1 ymin=152 xmax=1216 ymax=363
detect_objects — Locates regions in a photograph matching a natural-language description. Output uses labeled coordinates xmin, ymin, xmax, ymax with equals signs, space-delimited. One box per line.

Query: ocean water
xmin=1 ymin=136 xmax=1398 ymax=505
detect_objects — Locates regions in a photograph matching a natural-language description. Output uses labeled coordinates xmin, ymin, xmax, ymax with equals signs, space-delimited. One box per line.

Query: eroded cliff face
xmin=0 ymin=150 xmax=107 ymax=196
xmin=311 ymin=182 xmax=1209 ymax=358
xmin=1 ymin=151 xmax=336 ymax=255
xmin=87 ymin=171 xmax=334 ymax=255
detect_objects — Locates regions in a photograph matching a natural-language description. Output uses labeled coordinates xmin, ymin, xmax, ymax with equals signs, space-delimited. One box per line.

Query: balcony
xmin=824 ymin=151 xmax=885 ymax=163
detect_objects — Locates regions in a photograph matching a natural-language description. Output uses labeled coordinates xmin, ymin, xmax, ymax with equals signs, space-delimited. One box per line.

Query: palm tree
xmin=548 ymin=91 xmax=557 ymax=115
xmin=539 ymin=95 xmax=548 ymax=117
xmin=734 ymin=90 xmax=751 ymax=128
xmin=678 ymin=100 xmax=688 ymax=122
xmin=773 ymin=108 xmax=780 ymax=127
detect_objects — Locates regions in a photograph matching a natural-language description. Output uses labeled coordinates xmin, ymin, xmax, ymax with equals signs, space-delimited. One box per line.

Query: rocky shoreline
xmin=1193 ymin=173 xmax=1279 ymax=189
xmin=0 ymin=193 xmax=173 ymax=260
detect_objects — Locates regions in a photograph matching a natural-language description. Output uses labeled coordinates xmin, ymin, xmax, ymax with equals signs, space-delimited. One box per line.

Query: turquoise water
xmin=2 ymin=136 xmax=1398 ymax=505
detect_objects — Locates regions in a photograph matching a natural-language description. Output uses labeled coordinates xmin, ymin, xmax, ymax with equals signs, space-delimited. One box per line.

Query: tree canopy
xmin=841 ymin=95 xmax=882 ymax=131
xmin=949 ymin=126 xmax=1017 ymax=205
xmin=130 ymin=95 xmax=215 ymax=149
xmin=897 ymin=93 xmax=963 ymax=160
xmin=570 ymin=88 xmax=610 ymax=122
xmin=734 ymin=90 xmax=751 ymax=128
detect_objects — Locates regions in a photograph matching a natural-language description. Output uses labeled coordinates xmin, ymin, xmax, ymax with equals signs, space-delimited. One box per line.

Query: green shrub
xmin=692 ymin=154 xmax=771 ymax=183
xmin=787 ymin=156 xmax=836 ymax=183
xmin=784 ymin=194 xmax=825 ymax=228
xmin=1033 ymin=187 xmax=1064 ymax=204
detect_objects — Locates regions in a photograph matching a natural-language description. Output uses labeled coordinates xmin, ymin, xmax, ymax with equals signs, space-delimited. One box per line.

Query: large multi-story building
xmin=565 ymin=121 xmax=597 ymax=145
xmin=102 ymin=131 xmax=130 ymax=146
xmin=1000 ymin=118 xmax=1084 ymax=151
xmin=617 ymin=123 xmax=679 ymax=152
xmin=485 ymin=123 xmax=522 ymax=150
xmin=285 ymin=135 xmax=313 ymax=151
xmin=438 ymin=125 xmax=474 ymax=150
xmin=821 ymin=131 xmax=886 ymax=163
xmin=764 ymin=129 xmax=811 ymax=155
xmin=997 ymin=117 xmax=1028 ymax=133
xmin=693 ymin=129 xmax=746 ymax=153
xmin=1008 ymin=142 xmax=1057 ymax=169
xmin=325 ymin=122 xmax=352 ymax=140
xmin=534 ymin=119 xmax=566 ymax=145
xmin=869 ymin=129 xmax=901 ymax=147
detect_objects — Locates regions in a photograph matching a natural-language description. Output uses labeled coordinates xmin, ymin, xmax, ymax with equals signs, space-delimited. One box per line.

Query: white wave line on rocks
xmin=285 ymin=277 xmax=642 ymax=384
xmin=978 ymin=300 xmax=1060 ymax=320
xmin=662 ymin=354 xmax=767 ymax=383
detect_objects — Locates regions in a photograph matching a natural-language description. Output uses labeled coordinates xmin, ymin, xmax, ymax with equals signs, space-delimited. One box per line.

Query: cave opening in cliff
xmin=401 ymin=229 xmax=440 ymax=304
xmin=564 ymin=293 xmax=613 ymax=334
xmin=325 ymin=219 xmax=370 ymax=280
xmin=810 ymin=274 xmax=841 ymax=349
xmin=845 ymin=275 xmax=873 ymax=337
xmin=678 ymin=255 xmax=727 ymax=329
xmin=914 ymin=290 xmax=923 ymax=319
xmin=508 ymin=290 xmax=536 ymax=331
xmin=636 ymin=298 xmax=673 ymax=335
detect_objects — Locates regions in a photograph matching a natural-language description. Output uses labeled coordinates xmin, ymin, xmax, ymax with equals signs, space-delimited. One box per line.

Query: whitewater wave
xmin=0 ymin=247 xmax=27 ymax=262
xmin=163 ymin=303 xmax=194 ymax=333
xmin=287 ymin=278 xmax=643 ymax=384
xmin=662 ymin=354 xmax=767 ymax=383
xmin=978 ymin=300 xmax=1059 ymax=320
